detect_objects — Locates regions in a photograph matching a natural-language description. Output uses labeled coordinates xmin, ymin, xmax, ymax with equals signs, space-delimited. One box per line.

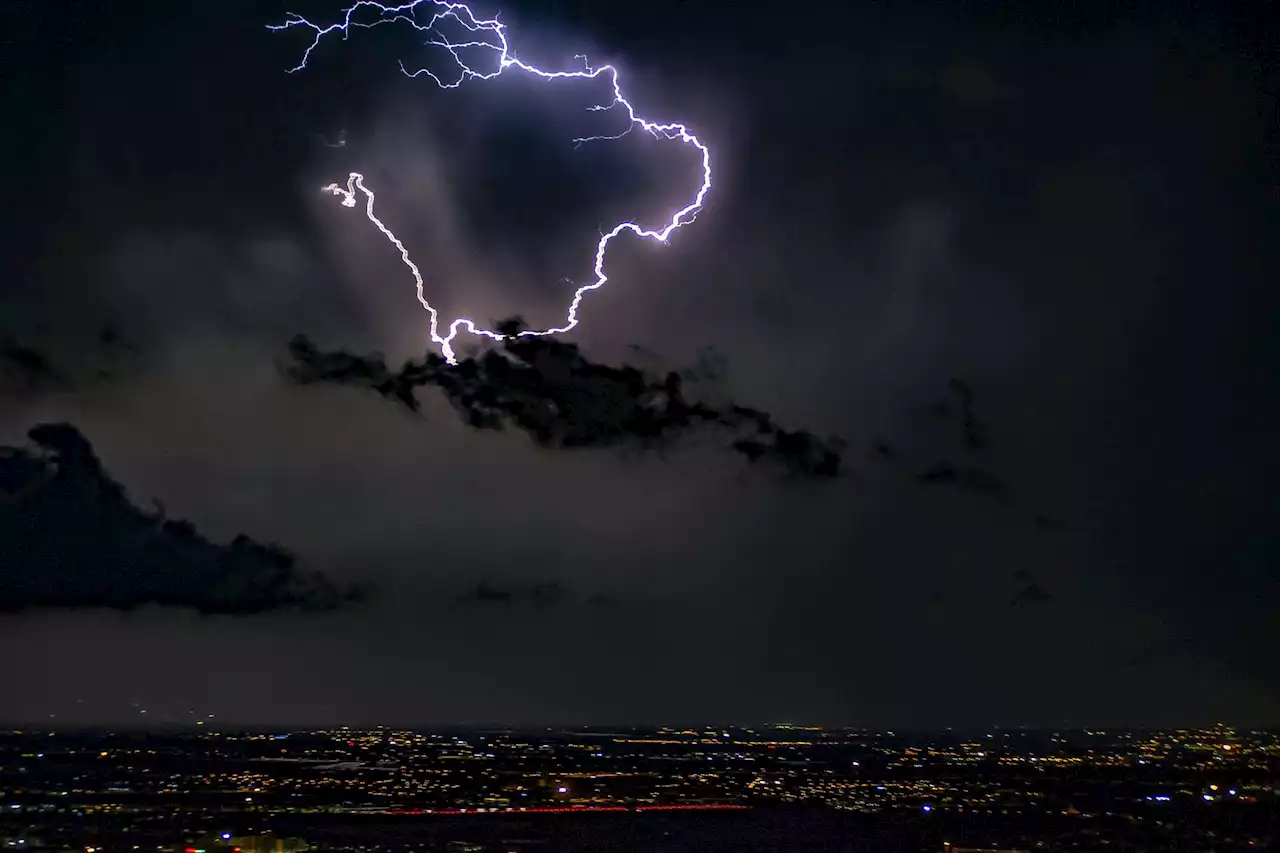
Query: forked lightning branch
xmin=269 ymin=0 xmax=712 ymax=364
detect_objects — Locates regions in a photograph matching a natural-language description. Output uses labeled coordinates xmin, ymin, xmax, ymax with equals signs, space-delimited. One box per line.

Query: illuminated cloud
xmin=270 ymin=0 xmax=711 ymax=363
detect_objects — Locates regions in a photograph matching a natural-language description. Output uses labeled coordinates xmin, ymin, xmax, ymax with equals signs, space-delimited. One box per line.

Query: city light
xmin=2 ymin=723 xmax=1273 ymax=851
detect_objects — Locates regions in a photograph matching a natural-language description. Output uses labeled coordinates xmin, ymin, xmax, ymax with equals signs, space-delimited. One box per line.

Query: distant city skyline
xmin=1 ymin=723 xmax=1273 ymax=850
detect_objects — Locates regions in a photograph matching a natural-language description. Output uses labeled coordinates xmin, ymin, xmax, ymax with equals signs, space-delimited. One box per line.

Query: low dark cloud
xmin=1011 ymin=582 xmax=1055 ymax=607
xmin=914 ymin=461 xmax=1012 ymax=499
xmin=0 ymin=423 xmax=363 ymax=615
xmin=865 ymin=379 xmax=1063 ymax=525
xmin=0 ymin=339 xmax=70 ymax=396
xmin=459 ymin=582 xmax=516 ymax=604
xmin=284 ymin=318 xmax=846 ymax=478
xmin=944 ymin=377 xmax=989 ymax=452
xmin=0 ymin=327 xmax=142 ymax=397
xmin=874 ymin=377 xmax=1038 ymax=508
xmin=88 ymin=324 xmax=143 ymax=383
xmin=456 ymin=581 xmax=633 ymax=613
xmin=919 ymin=378 xmax=992 ymax=455
xmin=458 ymin=580 xmax=570 ymax=608
xmin=870 ymin=439 xmax=896 ymax=460
xmin=1011 ymin=569 xmax=1054 ymax=606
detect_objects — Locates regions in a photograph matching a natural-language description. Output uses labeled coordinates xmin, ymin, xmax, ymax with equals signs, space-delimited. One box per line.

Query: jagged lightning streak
xmin=269 ymin=0 xmax=712 ymax=364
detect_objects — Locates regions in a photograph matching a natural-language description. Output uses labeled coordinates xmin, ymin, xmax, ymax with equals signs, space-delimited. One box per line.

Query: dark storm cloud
xmin=89 ymin=325 xmax=144 ymax=382
xmin=0 ymin=423 xmax=362 ymax=615
xmin=872 ymin=378 xmax=1058 ymax=513
xmin=1010 ymin=570 xmax=1054 ymax=607
xmin=913 ymin=461 xmax=1011 ymax=499
xmin=1011 ymin=583 xmax=1054 ymax=607
xmin=284 ymin=319 xmax=845 ymax=478
xmin=0 ymin=339 xmax=70 ymax=395
xmin=0 ymin=327 xmax=144 ymax=397
xmin=862 ymin=379 xmax=1020 ymax=504
xmin=941 ymin=377 xmax=989 ymax=452
xmin=460 ymin=581 xmax=516 ymax=604
xmin=458 ymin=580 xmax=569 ymax=607
xmin=870 ymin=439 xmax=896 ymax=460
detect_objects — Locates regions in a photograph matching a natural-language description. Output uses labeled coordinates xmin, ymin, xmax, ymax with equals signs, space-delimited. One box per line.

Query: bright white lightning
xmin=269 ymin=0 xmax=712 ymax=364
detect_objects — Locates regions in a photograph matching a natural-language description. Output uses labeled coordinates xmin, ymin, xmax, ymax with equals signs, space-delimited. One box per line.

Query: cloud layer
xmin=0 ymin=422 xmax=363 ymax=614
xmin=285 ymin=318 xmax=846 ymax=478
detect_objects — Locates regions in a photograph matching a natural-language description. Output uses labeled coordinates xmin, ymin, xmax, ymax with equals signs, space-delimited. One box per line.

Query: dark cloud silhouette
xmin=286 ymin=335 xmax=1050 ymax=548
xmin=529 ymin=581 xmax=568 ymax=608
xmin=0 ymin=423 xmax=363 ymax=614
xmin=947 ymin=377 xmax=989 ymax=452
xmin=284 ymin=318 xmax=845 ymax=478
xmin=457 ymin=580 xmax=570 ymax=608
xmin=896 ymin=379 xmax=1069 ymax=523
xmin=90 ymin=324 xmax=143 ymax=382
xmin=928 ymin=377 xmax=989 ymax=452
xmin=914 ymin=461 xmax=1011 ymax=499
xmin=1010 ymin=569 xmax=1054 ymax=606
xmin=895 ymin=382 xmax=1072 ymax=532
xmin=1011 ymin=582 xmax=1055 ymax=607
xmin=0 ymin=326 xmax=142 ymax=395
xmin=678 ymin=344 xmax=729 ymax=385
xmin=459 ymin=582 xmax=515 ymax=604
xmin=0 ymin=339 xmax=70 ymax=395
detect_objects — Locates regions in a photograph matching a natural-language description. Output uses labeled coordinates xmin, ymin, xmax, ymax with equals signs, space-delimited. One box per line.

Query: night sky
xmin=1 ymin=0 xmax=1276 ymax=727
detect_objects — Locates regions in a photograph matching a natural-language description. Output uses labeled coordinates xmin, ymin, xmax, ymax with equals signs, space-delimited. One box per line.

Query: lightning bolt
xmin=269 ymin=0 xmax=712 ymax=364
